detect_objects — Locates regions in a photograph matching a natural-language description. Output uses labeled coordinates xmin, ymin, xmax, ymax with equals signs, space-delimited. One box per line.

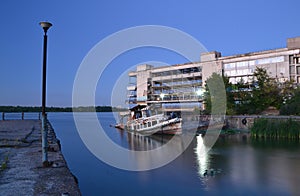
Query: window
xmin=290 ymin=66 xmax=295 ymax=74
xmin=249 ymin=60 xmax=255 ymax=66
xmin=297 ymin=66 xmax=300 ymax=75
xmin=236 ymin=61 xmax=248 ymax=67
xmin=224 ymin=63 xmax=236 ymax=69
xmin=225 ymin=56 xmax=285 ymax=70
xmin=230 ymin=70 xmax=236 ymax=76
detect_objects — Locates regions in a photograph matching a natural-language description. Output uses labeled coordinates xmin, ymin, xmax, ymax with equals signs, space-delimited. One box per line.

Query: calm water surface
xmin=48 ymin=112 xmax=300 ymax=195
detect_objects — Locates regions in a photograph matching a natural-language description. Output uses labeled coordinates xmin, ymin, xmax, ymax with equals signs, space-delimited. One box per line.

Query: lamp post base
xmin=41 ymin=114 xmax=48 ymax=165
xmin=42 ymin=160 xmax=53 ymax=168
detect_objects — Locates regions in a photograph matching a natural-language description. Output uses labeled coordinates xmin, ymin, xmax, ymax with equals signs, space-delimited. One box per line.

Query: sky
xmin=1 ymin=0 xmax=300 ymax=107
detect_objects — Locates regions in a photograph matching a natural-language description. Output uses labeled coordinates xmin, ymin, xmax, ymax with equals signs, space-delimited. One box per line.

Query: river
xmin=47 ymin=112 xmax=300 ymax=195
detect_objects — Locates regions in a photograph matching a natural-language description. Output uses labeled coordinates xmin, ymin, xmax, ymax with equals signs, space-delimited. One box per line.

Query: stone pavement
xmin=0 ymin=120 xmax=81 ymax=195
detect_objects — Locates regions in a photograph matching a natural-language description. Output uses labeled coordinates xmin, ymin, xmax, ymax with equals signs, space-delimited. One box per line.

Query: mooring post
xmin=2 ymin=112 xmax=4 ymax=121
xmin=22 ymin=112 xmax=24 ymax=120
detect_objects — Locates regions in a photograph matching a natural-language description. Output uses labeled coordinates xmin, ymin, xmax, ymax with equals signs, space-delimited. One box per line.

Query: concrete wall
xmin=136 ymin=64 xmax=153 ymax=104
xmin=287 ymin=37 xmax=300 ymax=49
xmin=226 ymin=115 xmax=300 ymax=131
xmin=201 ymin=51 xmax=222 ymax=87
xmin=201 ymin=61 xmax=223 ymax=87
xmin=226 ymin=116 xmax=255 ymax=131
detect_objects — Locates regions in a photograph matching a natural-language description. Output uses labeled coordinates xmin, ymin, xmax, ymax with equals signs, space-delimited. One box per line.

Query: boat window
xmin=148 ymin=122 xmax=151 ymax=127
xmin=152 ymin=121 xmax=157 ymax=126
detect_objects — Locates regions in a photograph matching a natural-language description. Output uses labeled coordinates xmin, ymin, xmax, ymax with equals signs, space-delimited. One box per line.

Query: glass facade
xmin=152 ymin=67 xmax=201 ymax=77
xmin=224 ymin=56 xmax=285 ymax=84
xmin=224 ymin=56 xmax=284 ymax=70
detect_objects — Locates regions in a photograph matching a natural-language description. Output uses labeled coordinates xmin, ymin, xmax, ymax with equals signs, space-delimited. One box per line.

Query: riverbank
xmin=0 ymin=120 xmax=81 ymax=195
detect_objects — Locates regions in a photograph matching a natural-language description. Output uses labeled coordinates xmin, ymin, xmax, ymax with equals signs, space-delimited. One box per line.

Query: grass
xmin=0 ymin=155 xmax=9 ymax=171
xmin=251 ymin=118 xmax=300 ymax=140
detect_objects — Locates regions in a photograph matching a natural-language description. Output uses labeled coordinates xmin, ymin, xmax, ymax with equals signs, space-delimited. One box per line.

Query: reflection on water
xmin=195 ymin=135 xmax=210 ymax=177
xmin=48 ymin=113 xmax=300 ymax=195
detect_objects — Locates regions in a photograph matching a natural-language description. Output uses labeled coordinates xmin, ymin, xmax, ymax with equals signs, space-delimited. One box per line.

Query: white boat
xmin=126 ymin=105 xmax=182 ymax=135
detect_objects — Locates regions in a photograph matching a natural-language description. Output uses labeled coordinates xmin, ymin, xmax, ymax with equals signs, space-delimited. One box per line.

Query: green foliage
xmin=1 ymin=162 xmax=7 ymax=170
xmin=203 ymin=73 xmax=230 ymax=115
xmin=280 ymin=88 xmax=300 ymax=115
xmin=251 ymin=67 xmax=281 ymax=112
xmin=0 ymin=155 xmax=9 ymax=171
xmin=191 ymin=67 xmax=298 ymax=115
xmin=229 ymin=67 xmax=297 ymax=115
xmin=232 ymin=82 xmax=254 ymax=114
xmin=251 ymin=118 xmax=300 ymax=139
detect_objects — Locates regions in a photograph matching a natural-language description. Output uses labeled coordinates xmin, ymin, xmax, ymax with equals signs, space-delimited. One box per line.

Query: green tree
xmin=233 ymin=80 xmax=253 ymax=114
xmin=280 ymin=87 xmax=300 ymax=115
xmin=223 ymin=75 xmax=236 ymax=115
xmin=203 ymin=73 xmax=231 ymax=115
xmin=250 ymin=67 xmax=282 ymax=113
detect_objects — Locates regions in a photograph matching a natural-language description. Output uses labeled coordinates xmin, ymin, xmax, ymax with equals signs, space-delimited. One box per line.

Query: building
xmin=127 ymin=62 xmax=203 ymax=111
xmin=202 ymin=37 xmax=300 ymax=85
xmin=127 ymin=36 xmax=300 ymax=109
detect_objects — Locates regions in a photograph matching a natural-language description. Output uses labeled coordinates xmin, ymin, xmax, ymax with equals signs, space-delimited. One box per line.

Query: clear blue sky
xmin=1 ymin=0 xmax=300 ymax=107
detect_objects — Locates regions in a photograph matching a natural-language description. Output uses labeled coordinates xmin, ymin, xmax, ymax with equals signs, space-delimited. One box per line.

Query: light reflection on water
xmin=48 ymin=112 xmax=300 ymax=195
xmin=195 ymin=135 xmax=209 ymax=177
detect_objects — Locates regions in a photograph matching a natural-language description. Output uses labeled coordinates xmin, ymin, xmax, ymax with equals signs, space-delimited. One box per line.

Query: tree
xmin=233 ymin=81 xmax=253 ymax=114
xmin=249 ymin=67 xmax=282 ymax=113
xmin=204 ymin=68 xmax=298 ymax=115
xmin=280 ymin=87 xmax=300 ymax=115
xmin=203 ymin=73 xmax=232 ymax=115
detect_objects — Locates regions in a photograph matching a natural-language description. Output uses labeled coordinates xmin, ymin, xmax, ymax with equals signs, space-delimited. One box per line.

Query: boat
xmin=114 ymin=123 xmax=125 ymax=130
xmin=125 ymin=105 xmax=182 ymax=135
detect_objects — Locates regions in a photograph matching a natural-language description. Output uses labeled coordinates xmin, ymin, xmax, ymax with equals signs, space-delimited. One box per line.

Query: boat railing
xmin=127 ymin=114 xmax=164 ymax=126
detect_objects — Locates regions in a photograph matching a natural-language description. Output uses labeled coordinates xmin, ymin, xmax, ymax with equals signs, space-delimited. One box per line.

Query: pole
xmin=39 ymin=21 xmax=52 ymax=167
xmin=42 ymin=33 xmax=47 ymax=116
xmin=41 ymin=113 xmax=48 ymax=166
xmin=41 ymin=25 xmax=50 ymax=167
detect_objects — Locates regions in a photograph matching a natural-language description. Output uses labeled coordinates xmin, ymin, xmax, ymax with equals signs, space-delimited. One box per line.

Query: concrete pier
xmin=0 ymin=120 xmax=81 ymax=195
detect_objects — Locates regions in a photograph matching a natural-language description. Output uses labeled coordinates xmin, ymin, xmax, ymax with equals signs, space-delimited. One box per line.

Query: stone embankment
xmin=226 ymin=115 xmax=300 ymax=131
xmin=0 ymin=120 xmax=81 ymax=195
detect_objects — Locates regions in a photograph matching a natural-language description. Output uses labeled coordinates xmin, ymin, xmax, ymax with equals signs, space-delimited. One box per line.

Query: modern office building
xmin=127 ymin=36 xmax=300 ymax=109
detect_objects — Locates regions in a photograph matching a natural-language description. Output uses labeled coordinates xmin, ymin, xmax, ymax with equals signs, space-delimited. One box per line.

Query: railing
xmin=1 ymin=112 xmax=41 ymax=120
xmin=148 ymin=94 xmax=203 ymax=103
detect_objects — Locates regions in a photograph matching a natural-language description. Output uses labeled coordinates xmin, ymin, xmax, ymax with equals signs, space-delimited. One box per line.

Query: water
xmin=48 ymin=112 xmax=300 ymax=195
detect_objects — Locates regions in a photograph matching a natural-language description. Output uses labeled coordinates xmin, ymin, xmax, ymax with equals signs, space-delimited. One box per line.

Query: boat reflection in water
xmin=124 ymin=131 xmax=195 ymax=170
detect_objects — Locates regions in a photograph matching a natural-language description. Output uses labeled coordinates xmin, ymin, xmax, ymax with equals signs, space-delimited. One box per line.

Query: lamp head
xmin=39 ymin=21 xmax=52 ymax=33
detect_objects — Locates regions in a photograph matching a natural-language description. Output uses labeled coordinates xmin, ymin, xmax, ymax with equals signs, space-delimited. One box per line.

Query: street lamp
xmin=40 ymin=21 xmax=52 ymax=167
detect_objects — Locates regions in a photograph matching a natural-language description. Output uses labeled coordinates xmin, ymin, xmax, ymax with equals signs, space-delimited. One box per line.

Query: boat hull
xmin=126 ymin=117 xmax=182 ymax=135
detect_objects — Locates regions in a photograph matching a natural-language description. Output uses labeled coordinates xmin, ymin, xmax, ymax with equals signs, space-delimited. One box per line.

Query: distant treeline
xmin=0 ymin=106 xmax=128 ymax=113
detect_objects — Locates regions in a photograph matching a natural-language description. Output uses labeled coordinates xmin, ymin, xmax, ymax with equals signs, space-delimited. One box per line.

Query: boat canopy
xmin=129 ymin=105 xmax=147 ymax=111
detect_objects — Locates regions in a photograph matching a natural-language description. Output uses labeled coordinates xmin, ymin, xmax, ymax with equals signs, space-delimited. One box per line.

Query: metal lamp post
xmin=39 ymin=21 xmax=52 ymax=167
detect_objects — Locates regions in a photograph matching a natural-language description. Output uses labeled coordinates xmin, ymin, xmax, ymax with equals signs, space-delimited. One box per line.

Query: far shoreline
xmin=0 ymin=106 xmax=127 ymax=113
